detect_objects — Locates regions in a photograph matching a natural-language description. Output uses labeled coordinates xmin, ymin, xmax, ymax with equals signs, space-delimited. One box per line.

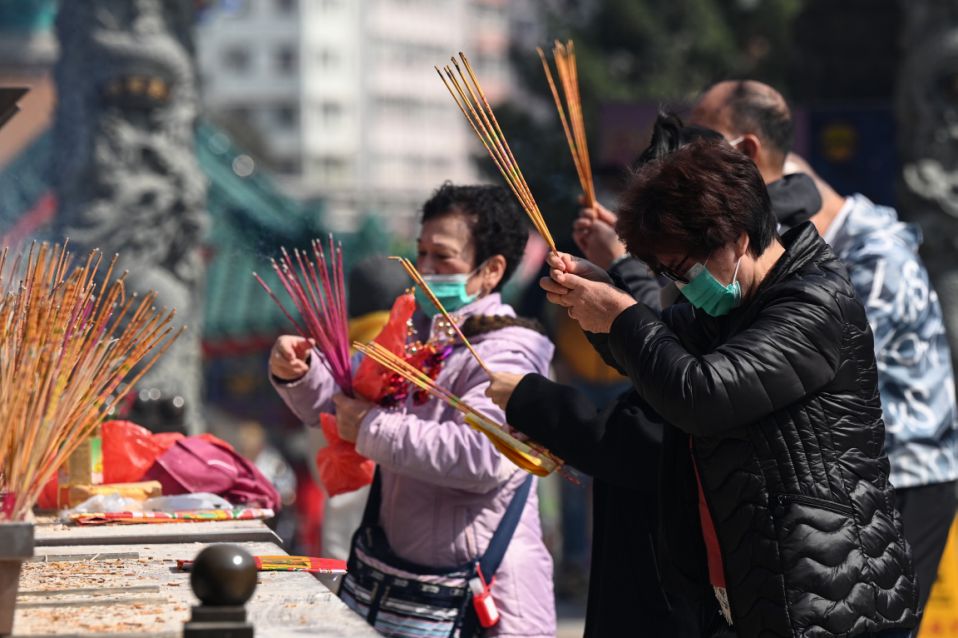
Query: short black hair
xmin=618 ymin=138 xmax=777 ymax=266
xmin=421 ymin=183 xmax=528 ymax=292
xmin=723 ymin=81 xmax=793 ymax=160
xmin=633 ymin=112 xmax=725 ymax=169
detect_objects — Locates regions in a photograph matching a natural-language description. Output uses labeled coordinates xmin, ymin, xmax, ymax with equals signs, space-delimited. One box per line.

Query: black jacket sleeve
xmin=586 ymin=257 xmax=663 ymax=372
xmin=609 ymin=256 xmax=662 ymax=309
xmin=606 ymin=287 xmax=843 ymax=436
xmin=505 ymin=373 xmax=663 ymax=492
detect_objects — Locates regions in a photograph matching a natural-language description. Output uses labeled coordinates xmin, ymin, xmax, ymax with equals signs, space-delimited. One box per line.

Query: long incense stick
xmin=0 ymin=243 xmax=183 ymax=521
xmin=354 ymin=341 xmax=563 ymax=476
xmin=254 ymin=235 xmax=353 ymax=395
xmin=537 ymin=40 xmax=595 ymax=207
xmin=389 ymin=257 xmax=491 ymax=376
xmin=437 ymin=52 xmax=558 ymax=253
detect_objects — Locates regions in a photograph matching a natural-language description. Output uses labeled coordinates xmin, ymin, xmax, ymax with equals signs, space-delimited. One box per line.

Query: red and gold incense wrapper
xmin=353 ymin=341 xmax=565 ymax=478
xmin=177 ymin=555 xmax=347 ymax=574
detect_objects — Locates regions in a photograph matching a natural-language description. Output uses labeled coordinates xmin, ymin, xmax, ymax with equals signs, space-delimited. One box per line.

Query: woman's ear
xmin=735 ymin=232 xmax=750 ymax=260
xmin=480 ymin=255 xmax=507 ymax=294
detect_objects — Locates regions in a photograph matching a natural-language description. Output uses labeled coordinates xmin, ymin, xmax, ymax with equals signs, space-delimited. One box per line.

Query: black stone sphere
xmin=189 ymin=544 xmax=258 ymax=606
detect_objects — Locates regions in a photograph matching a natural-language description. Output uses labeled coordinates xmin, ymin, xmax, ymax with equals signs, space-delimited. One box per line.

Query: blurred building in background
xmin=197 ymin=0 xmax=515 ymax=237
xmin=0 ymin=0 xmax=57 ymax=76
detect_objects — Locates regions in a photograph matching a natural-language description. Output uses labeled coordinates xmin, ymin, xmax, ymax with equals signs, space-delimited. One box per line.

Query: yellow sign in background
xmin=920 ymin=516 xmax=958 ymax=637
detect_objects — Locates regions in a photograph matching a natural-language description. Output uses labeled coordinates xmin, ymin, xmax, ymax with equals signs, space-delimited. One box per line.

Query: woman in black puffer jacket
xmin=513 ymin=139 xmax=918 ymax=637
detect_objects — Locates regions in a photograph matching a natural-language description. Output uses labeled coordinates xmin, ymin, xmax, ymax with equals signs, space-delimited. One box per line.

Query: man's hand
xmin=332 ymin=393 xmax=375 ymax=443
xmin=574 ymin=202 xmax=626 ymax=270
xmin=573 ymin=217 xmax=626 ymax=270
xmin=269 ymin=335 xmax=315 ymax=381
xmin=579 ymin=200 xmax=618 ymax=226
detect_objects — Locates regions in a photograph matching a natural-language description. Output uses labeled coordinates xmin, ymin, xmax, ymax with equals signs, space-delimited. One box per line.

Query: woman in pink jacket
xmin=269 ymin=183 xmax=557 ymax=637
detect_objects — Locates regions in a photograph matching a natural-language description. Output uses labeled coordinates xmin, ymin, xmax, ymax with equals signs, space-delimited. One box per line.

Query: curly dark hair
xmin=421 ymin=183 xmax=528 ymax=292
xmin=617 ymin=138 xmax=776 ymax=267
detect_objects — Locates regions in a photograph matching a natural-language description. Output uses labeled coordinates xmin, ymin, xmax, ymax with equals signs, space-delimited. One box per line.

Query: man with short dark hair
xmin=691 ymin=80 xmax=958 ymax=622
xmin=691 ymin=80 xmax=822 ymax=229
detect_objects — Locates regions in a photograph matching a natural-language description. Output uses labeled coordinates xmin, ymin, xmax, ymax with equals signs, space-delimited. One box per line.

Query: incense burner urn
xmin=0 ymin=522 xmax=34 ymax=636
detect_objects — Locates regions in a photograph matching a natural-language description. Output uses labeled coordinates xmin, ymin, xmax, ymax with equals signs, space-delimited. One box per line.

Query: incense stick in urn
xmin=0 ymin=242 xmax=183 ymax=522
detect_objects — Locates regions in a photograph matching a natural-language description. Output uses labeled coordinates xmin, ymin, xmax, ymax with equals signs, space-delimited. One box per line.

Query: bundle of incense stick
xmin=254 ymin=236 xmax=352 ymax=395
xmin=437 ymin=52 xmax=558 ymax=253
xmin=389 ymin=256 xmax=491 ymax=376
xmin=354 ymin=341 xmax=563 ymax=477
xmin=537 ymin=40 xmax=595 ymax=207
xmin=0 ymin=243 xmax=182 ymax=521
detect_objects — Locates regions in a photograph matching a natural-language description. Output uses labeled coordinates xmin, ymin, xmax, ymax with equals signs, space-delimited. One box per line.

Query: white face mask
xmin=728 ymin=135 xmax=745 ymax=149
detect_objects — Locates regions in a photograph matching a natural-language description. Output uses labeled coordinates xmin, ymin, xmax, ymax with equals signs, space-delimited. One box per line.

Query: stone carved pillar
xmin=53 ymin=0 xmax=208 ymax=433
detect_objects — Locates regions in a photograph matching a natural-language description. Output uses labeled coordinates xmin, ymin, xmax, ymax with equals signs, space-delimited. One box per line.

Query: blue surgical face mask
xmin=415 ymin=265 xmax=483 ymax=317
xmin=675 ymin=257 xmax=743 ymax=317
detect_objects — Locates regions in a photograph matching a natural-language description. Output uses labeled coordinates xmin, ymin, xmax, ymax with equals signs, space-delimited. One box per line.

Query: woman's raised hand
xmin=541 ymin=264 xmax=636 ymax=334
xmin=332 ymin=393 xmax=374 ymax=443
xmin=541 ymin=251 xmax=615 ymax=309
xmin=269 ymin=335 xmax=315 ymax=381
xmin=544 ymin=251 xmax=613 ymax=284
xmin=485 ymin=371 xmax=526 ymax=411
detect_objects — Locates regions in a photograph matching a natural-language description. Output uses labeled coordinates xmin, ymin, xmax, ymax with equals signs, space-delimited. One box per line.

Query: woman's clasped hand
xmin=539 ymin=251 xmax=636 ymax=333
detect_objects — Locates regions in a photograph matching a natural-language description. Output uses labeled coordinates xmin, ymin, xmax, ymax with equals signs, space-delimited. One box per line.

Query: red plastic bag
xmin=102 ymin=420 xmax=177 ymax=484
xmin=352 ymin=292 xmax=416 ymax=401
xmin=38 ymin=420 xmax=181 ymax=509
xmin=36 ymin=422 xmax=235 ymax=509
xmin=315 ymin=413 xmax=375 ymax=497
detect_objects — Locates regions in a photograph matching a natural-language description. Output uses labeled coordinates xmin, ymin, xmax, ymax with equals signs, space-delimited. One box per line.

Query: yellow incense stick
xmin=437 ymin=52 xmax=558 ymax=253
xmin=539 ymin=40 xmax=595 ymax=208
xmin=354 ymin=341 xmax=563 ymax=477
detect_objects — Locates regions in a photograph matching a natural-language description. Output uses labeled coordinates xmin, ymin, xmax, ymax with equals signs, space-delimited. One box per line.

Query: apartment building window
xmin=276 ymin=45 xmax=297 ymax=73
xmin=318 ymin=48 xmax=338 ymax=69
xmin=222 ymin=46 xmax=251 ymax=73
xmin=317 ymin=101 xmax=342 ymax=124
xmin=222 ymin=0 xmax=251 ymax=18
xmin=376 ymin=96 xmax=420 ymax=118
xmin=473 ymin=2 xmax=506 ymax=20
xmin=313 ymin=155 xmax=349 ymax=181
xmin=375 ymin=40 xmax=445 ymax=67
xmin=275 ymin=104 xmax=298 ymax=128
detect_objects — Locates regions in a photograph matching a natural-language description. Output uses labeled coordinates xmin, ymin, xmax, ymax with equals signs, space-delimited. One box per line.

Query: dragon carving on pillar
xmin=898 ymin=0 xmax=958 ymax=370
xmin=53 ymin=0 xmax=208 ymax=433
